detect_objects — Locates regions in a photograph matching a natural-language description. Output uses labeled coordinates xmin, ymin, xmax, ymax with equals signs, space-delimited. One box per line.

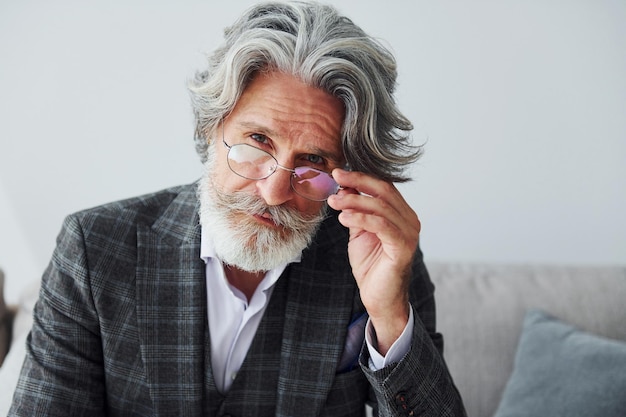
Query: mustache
xmin=209 ymin=187 xmax=328 ymax=231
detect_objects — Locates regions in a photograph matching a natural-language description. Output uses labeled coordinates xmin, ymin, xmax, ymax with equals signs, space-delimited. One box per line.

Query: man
xmin=10 ymin=1 xmax=466 ymax=416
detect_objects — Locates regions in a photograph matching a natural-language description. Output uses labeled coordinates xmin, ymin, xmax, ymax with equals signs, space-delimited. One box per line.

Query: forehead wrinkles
xmin=229 ymin=70 xmax=345 ymax=156
xmin=275 ymin=109 xmax=342 ymax=144
xmin=255 ymin=82 xmax=343 ymax=133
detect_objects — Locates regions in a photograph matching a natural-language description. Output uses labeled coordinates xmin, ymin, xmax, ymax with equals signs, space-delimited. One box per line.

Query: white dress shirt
xmin=200 ymin=224 xmax=413 ymax=393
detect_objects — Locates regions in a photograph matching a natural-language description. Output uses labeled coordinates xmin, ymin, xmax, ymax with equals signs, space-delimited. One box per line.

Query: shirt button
xmin=231 ymin=372 xmax=237 ymax=381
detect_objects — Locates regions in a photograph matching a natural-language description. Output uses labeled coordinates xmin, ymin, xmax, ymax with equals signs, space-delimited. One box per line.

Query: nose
xmin=255 ymin=165 xmax=295 ymax=206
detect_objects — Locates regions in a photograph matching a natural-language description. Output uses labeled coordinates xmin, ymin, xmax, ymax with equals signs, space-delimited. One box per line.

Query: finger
xmin=331 ymin=192 xmax=403 ymax=227
xmin=332 ymin=169 xmax=402 ymax=201
xmin=329 ymin=179 xmax=417 ymax=234
xmin=331 ymin=169 xmax=413 ymax=219
xmin=338 ymin=206 xmax=420 ymax=247
xmin=331 ymin=201 xmax=419 ymax=251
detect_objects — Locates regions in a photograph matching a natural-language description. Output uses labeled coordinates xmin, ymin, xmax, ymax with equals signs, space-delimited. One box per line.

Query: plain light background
xmin=1 ymin=0 xmax=625 ymax=303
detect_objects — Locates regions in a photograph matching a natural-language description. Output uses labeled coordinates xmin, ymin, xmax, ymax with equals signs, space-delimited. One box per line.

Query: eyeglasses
xmin=222 ymin=139 xmax=340 ymax=202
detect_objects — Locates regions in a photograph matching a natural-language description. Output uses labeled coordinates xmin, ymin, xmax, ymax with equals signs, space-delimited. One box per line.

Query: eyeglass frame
xmin=220 ymin=127 xmax=341 ymax=202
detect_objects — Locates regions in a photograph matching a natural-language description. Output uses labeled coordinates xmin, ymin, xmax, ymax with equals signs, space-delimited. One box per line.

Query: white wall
xmin=1 ymin=0 xmax=625 ymax=302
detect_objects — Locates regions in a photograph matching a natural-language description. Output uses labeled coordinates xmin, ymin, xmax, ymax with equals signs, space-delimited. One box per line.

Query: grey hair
xmin=188 ymin=1 xmax=420 ymax=182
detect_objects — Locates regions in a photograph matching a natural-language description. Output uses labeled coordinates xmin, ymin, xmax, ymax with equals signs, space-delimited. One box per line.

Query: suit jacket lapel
xmin=135 ymin=186 xmax=206 ymax=416
xmin=276 ymin=216 xmax=358 ymax=417
xmin=135 ymin=191 xmax=358 ymax=416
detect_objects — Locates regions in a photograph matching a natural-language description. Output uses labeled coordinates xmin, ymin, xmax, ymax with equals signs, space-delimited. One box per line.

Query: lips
xmin=253 ymin=212 xmax=279 ymax=227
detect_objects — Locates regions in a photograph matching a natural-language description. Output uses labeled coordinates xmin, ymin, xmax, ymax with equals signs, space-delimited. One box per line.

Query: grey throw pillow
xmin=493 ymin=310 xmax=626 ymax=417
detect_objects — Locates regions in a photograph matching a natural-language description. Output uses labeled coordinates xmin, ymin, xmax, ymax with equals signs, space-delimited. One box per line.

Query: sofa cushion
xmin=493 ymin=310 xmax=626 ymax=417
xmin=429 ymin=263 xmax=626 ymax=417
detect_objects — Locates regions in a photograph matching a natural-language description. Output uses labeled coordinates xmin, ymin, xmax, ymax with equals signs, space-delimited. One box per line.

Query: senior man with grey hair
xmin=9 ymin=1 xmax=466 ymax=416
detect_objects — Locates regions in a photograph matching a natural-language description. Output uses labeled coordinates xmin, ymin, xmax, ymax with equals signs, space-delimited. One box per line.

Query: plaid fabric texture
xmin=9 ymin=183 xmax=465 ymax=416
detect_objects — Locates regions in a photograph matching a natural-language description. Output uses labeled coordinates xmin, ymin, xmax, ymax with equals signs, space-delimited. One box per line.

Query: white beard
xmin=197 ymin=151 xmax=327 ymax=273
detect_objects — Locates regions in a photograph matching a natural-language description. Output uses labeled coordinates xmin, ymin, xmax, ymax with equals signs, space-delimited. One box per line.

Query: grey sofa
xmin=430 ymin=262 xmax=626 ymax=417
xmin=1 ymin=263 xmax=625 ymax=416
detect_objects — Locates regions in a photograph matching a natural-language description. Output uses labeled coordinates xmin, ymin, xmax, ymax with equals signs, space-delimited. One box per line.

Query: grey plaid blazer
xmin=9 ymin=183 xmax=465 ymax=416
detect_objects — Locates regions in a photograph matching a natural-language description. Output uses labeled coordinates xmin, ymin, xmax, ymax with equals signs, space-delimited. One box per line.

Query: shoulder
xmin=65 ymin=183 xmax=198 ymax=235
xmin=51 ymin=183 xmax=198 ymax=266
xmin=72 ymin=182 xmax=197 ymax=221
xmin=45 ymin=183 xmax=200 ymax=297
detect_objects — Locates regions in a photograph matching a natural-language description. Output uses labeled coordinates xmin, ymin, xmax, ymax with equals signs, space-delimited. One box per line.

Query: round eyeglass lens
xmin=292 ymin=167 xmax=340 ymax=201
xmin=228 ymin=144 xmax=275 ymax=180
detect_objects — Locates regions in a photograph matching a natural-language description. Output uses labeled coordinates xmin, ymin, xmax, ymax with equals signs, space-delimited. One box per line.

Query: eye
xmin=249 ymin=133 xmax=270 ymax=145
xmin=302 ymin=154 xmax=326 ymax=167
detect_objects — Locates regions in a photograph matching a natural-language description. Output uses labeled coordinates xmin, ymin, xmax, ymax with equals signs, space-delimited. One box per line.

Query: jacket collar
xmin=136 ymin=184 xmax=206 ymax=415
xmin=135 ymin=186 xmax=357 ymax=415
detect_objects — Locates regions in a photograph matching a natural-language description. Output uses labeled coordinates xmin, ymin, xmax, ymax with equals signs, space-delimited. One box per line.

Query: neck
xmin=224 ymin=265 xmax=266 ymax=302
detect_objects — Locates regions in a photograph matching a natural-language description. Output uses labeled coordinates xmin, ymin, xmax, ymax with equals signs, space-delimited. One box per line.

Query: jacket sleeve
xmin=9 ymin=214 xmax=107 ymax=417
xmin=360 ymin=249 xmax=467 ymax=417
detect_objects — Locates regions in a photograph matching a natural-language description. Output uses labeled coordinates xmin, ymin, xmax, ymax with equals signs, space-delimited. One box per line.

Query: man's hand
xmin=327 ymin=168 xmax=421 ymax=355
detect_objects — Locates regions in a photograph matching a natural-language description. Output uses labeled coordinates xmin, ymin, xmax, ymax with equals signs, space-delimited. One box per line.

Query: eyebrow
xmin=236 ymin=121 xmax=280 ymax=139
xmin=235 ymin=120 xmax=344 ymax=166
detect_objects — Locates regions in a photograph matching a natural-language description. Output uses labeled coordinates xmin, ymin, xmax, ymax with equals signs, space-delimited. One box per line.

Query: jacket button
xmin=395 ymin=391 xmax=409 ymax=410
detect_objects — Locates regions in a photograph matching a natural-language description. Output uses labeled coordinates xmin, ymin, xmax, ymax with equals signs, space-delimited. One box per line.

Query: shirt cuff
xmin=365 ymin=305 xmax=414 ymax=370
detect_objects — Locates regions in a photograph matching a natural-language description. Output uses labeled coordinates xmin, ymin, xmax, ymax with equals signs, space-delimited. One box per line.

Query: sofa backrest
xmin=429 ymin=262 xmax=626 ymax=417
